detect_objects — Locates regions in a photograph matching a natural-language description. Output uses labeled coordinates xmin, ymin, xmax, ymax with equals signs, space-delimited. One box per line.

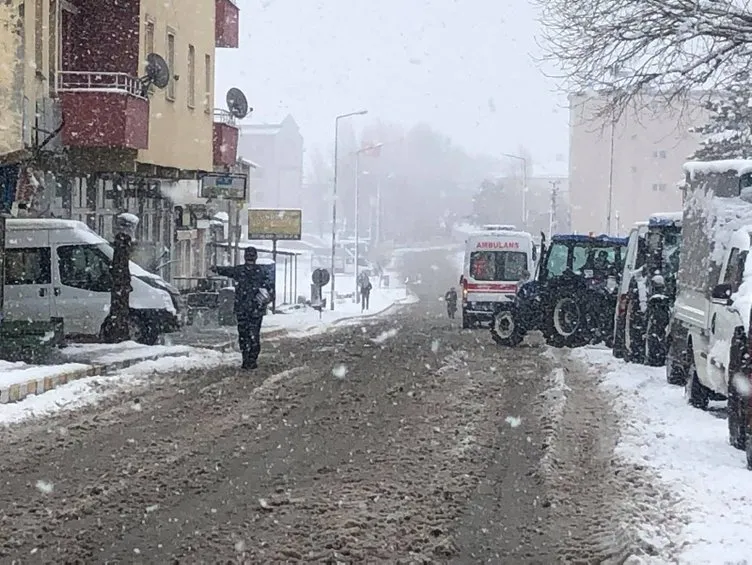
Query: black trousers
xmin=361 ymin=290 xmax=370 ymax=310
xmin=237 ymin=316 xmax=263 ymax=366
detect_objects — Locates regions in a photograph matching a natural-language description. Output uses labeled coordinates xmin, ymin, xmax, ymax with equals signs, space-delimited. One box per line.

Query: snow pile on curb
xmin=576 ymin=347 xmax=752 ymax=565
xmin=0 ymin=349 xmax=239 ymax=426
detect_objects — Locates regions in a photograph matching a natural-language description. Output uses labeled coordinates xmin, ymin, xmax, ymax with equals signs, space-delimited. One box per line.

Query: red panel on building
xmin=215 ymin=0 xmax=239 ymax=48
xmin=213 ymin=122 xmax=239 ymax=166
xmin=60 ymin=91 xmax=149 ymax=150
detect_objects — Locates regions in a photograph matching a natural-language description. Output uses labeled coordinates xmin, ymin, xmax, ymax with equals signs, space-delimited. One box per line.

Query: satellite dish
xmin=226 ymin=88 xmax=251 ymax=119
xmin=141 ymin=53 xmax=170 ymax=91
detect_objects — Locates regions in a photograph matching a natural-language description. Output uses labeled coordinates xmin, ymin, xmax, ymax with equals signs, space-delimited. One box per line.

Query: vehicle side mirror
xmin=711 ymin=282 xmax=733 ymax=304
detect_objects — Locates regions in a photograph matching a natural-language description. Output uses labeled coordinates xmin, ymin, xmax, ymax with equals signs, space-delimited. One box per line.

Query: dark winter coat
xmin=213 ymin=264 xmax=274 ymax=319
xmin=445 ymin=289 xmax=458 ymax=304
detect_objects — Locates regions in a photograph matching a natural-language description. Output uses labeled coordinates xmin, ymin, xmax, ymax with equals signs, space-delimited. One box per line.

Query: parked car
xmin=667 ymin=159 xmax=752 ymax=469
xmin=3 ymin=218 xmax=179 ymax=344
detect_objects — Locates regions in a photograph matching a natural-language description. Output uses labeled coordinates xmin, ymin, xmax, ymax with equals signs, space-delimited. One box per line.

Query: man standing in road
xmin=211 ymin=247 xmax=274 ymax=370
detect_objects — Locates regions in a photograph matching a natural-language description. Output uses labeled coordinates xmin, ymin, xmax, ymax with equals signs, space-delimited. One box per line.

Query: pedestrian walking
xmin=445 ymin=287 xmax=458 ymax=319
xmin=359 ymin=272 xmax=372 ymax=312
xmin=211 ymin=247 xmax=274 ymax=370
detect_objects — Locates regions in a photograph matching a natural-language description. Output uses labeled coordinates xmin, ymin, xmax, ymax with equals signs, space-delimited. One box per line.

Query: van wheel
xmin=644 ymin=306 xmax=669 ymax=367
xmin=490 ymin=309 xmax=523 ymax=347
xmin=728 ymin=371 xmax=748 ymax=450
xmin=462 ymin=313 xmax=472 ymax=329
xmin=684 ymin=361 xmax=710 ymax=410
xmin=625 ymin=298 xmax=645 ymax=364
xmin=665 ymin=339 xmax=687 ymax=386
xmin=128 ymin=315 xmax=159 ymax=346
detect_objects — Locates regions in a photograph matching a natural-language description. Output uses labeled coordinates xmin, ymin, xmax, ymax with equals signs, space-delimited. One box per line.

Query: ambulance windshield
xmin=469 ymin=251 xmax=527 ymax=281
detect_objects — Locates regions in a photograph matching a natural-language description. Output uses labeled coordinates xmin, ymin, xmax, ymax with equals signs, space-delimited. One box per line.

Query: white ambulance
xmin=459 ymin=228 xmax=536 ymax=329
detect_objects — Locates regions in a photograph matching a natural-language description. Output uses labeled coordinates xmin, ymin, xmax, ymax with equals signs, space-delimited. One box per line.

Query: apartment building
xmin=237 ymin=115 xmax=304 ymax=209
xmin=0 ymin=0 xmax=245 ymax=288
xmin=569 ymin=92 xmax=707 ymax=235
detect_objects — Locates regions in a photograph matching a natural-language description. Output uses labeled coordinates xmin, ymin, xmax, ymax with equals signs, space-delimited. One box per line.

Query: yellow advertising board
xmin=248 ymin=208 xmax=302 ymax=240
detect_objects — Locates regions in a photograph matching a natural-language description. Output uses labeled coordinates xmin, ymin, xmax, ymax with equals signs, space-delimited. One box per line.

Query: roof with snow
xmin=683 ymin=159 xmax=752 ymax=179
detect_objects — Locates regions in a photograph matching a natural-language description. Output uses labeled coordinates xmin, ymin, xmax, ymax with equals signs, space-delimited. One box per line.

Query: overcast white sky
xmin=215 ymin=0 xmax=568 ymax=167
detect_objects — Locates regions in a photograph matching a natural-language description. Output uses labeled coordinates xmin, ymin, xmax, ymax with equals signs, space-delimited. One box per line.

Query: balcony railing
xmin=57 ymin=71 xmax=146 ymax=99
xmin=213 ymin=108 xmax=237 ymax=126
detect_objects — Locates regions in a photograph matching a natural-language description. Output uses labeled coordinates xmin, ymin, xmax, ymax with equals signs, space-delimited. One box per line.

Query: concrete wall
xmin=569 ymin=93 xmax=707 ymax=235
xmin=0 ymin=1 xmax=23 ymax=159
xmin=137 ymin=0 xmax=214 ymax=172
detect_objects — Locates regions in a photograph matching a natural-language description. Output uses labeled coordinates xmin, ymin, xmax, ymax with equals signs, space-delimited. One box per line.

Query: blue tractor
xmin=490 ymin=233 xmax=629 ymax=347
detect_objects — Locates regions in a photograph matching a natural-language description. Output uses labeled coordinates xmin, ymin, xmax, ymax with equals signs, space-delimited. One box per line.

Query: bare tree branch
xmin=536 ymin=0 xmax=752 ymax=116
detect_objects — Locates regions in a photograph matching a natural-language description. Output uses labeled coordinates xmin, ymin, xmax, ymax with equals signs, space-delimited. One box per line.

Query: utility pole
xmin=606 ymin=118 xmax=616 ymax=235
xmin=549 ymin=179 xmax=560 ymax=239
xmin=330 ymin=110 xmax=368 ymax=310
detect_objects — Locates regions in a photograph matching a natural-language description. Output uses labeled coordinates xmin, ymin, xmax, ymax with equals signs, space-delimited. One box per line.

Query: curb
xmin=0 ymin=341 xmax=239 ymax=406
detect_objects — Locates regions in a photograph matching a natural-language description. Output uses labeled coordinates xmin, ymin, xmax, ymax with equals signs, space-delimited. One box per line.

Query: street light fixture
xmin=501 ymin=153 xmax=528 ymax=228
xmin=353 ymin=142 xmax=383 ymax=304
xmin=330 ymin=109 xmax=368 ymax=310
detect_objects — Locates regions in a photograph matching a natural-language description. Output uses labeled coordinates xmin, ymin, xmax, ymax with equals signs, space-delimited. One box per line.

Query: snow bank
xmin=0 ymin=360 xmax=92 ymax=389
xmin=0 ymin=349 xmax=239 ymax=425
xmin=577 ymin=348 xmax=752 ymax=564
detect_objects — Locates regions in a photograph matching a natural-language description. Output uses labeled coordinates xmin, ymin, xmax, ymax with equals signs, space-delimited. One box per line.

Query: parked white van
xmin=3 ymin=218 xmax=179 ymax=344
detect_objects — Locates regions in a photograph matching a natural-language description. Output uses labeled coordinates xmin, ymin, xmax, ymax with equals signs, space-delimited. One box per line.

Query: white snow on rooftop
xmin=683 ymin=159 xmax=752 ymax=179
xmin=649 ymin=211 xmax=682 ymax=222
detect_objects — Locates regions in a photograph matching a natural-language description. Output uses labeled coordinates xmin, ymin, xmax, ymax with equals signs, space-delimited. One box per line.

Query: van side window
xmin=4 ymin=248 xmax=51 ymax=285
xmin=57 ymin=245 xmax=112 ymax=292
xmin=723 ymin=248 xmax=745 ymax=292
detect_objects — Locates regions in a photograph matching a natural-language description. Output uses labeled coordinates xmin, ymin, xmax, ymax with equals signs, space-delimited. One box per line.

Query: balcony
xmin=57 ymin=71 xmax=149 ymax=150
xmin=215 ymin=0 xmax=239 ymax=48
xmin=213 ymin=110 xmax=239 ymax=167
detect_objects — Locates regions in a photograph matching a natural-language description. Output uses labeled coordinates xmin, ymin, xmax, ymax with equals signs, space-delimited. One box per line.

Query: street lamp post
xmin=353 ymin=143 xmax=383 ymax=304
xmin=501 ymin=153 xmax=528 ymax=228
xmin=330 ymin=109 xmax=367 ymax=310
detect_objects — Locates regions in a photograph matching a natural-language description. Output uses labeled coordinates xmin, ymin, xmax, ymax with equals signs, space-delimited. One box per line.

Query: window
xmin=630 ymin=165 xmax=637 ymax=173
xmin=652 ymin=183 xmax=667 ymax=192
xmin=546 ymin=243 xmax=569 ymax=277
xmin=49 ymin=0 xmax=57 ymax=88
xmin=187 ymin=44 xmax=195 ymax=108
xmin=653 ymin=150 xmax=667 ymax=158
xmin=144 ymin=20 xmax=155 ymax=56
xmin=34 ymin=0 xmax=43 ymax=74
xmin=469 ymin=251 xmax=528 ymax=281
xmin=166 ymin=31 xmax=176 ymax=100
xmin=723 ymin=248 xmax=746 ymax=292
xmin=204 ymin=54 xmax=211 ymax=112
xmin=57 ymin=245 xmax=112 ymax=292
xmin=4 ymin=248 xmax=51 ymax=285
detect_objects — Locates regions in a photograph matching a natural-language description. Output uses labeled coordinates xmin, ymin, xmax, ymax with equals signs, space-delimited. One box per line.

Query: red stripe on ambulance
xmin=465 ymin=283 xmax=517 ymax=292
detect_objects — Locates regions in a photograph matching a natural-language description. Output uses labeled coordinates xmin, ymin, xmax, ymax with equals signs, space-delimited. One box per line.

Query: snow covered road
xmin=0 ymin=248 xmax=717 ymax=563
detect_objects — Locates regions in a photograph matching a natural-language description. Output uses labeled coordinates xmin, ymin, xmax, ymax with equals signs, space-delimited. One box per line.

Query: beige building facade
xmin=569 ymin=92 xmax=707 ymax=235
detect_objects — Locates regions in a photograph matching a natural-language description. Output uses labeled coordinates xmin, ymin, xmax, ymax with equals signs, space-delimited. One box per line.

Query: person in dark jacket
xmin=211 ymin=247 xmax=274 ymax=370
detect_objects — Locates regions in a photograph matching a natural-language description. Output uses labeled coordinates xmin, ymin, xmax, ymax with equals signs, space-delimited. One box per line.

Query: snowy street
xmin=0 ymin=247 xmax=747 ymax=563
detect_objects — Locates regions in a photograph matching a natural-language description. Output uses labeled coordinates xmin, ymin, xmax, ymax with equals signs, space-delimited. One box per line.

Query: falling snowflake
xmin=332 ymin=364 xmax=348 ymax=379
xmin=373 ymin=328 xmax=399 ymax=344
xmin=505 ymin=416 xmax=522 ymax=428
xmin=732 ymin=373 xmax=751 ymax=398
xmin=431 ymin=339 xmax=440 ymax=353
xmin=35 ymin=480 xmax=54 ymax=494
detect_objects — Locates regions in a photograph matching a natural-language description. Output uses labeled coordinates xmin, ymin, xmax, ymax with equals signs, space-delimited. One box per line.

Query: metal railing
xmin=213 ymin=108 xmax=236 ymax=125
xmin=56 ymin=71 xmax=146 ymax=99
